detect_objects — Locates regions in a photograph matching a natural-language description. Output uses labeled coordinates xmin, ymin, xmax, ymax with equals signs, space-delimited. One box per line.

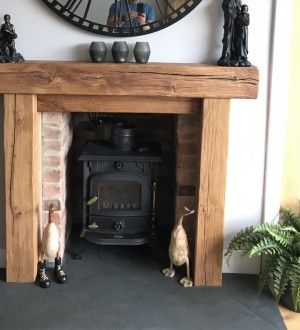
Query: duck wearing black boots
xmin=37 ymin=204 xmax=67 ymax=288
xmin=54 ymin=256 xmax=67 ymax=284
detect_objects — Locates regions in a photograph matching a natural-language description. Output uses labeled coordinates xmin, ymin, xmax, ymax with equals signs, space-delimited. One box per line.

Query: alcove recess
xmin=0 ymin=62 xmax=259 ymax=286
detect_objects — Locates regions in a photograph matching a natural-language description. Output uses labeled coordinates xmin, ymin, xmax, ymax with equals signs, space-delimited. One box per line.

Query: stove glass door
xmin=88 ymin=172 xmax=150 ymax=216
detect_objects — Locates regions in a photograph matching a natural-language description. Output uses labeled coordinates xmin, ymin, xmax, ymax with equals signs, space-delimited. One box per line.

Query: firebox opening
xmin=66 ymin=113 xmax=178 ymax=251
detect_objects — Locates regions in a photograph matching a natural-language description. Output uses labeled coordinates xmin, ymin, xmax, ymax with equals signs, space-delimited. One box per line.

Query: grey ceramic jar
xmin=134 ymin=42 xmax=151 ymax=63
xmin=89 ymin=41 xmax=107 ymax=63
xmin=112 ymin=41 xmax=129 ymax=63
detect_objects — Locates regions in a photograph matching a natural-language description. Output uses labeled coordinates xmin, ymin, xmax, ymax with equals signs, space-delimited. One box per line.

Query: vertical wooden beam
xmin=4 ymin=94 xmax=41 ymax=282
xmin=194 ymin=98 xmax=230 ymax=286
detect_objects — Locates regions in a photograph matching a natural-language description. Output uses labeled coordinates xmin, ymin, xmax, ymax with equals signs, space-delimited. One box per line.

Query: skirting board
xmin=0 ymin=248 xmax=260 ymax=274
xmin=0 ymin=249 xmax=5 ymax=268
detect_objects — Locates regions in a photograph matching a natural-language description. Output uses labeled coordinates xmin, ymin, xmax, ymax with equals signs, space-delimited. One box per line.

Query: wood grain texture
xmin=194 ymin=98 xmax=230 ymax=286
xmin=38 ymin=95 xmax=200 ymax=114
xmin=0 ymin=62 xmax=259 ymax=99
xmin=279 ymin=304 xmax=300 ymax=330
xmin=4 ymin=94 xmax=41 ymax=282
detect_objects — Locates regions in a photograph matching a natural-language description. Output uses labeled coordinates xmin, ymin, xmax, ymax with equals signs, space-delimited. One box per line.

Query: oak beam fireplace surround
xmin=0 ymin=62 xmax=259 ymax=286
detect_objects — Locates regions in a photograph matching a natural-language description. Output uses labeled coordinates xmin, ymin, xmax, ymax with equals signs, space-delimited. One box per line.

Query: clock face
xmin=41 ymin=0 xmax=203 ymax=37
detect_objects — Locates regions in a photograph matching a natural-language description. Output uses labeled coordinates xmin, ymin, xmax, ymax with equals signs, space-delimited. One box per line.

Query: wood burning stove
xmin=79 ymin=126 xmax=161 ymax=245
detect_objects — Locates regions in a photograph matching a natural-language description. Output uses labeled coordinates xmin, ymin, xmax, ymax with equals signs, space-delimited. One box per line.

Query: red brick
xmin=42 ymin=112 xmax=64 ymax=127
xmin=43 ymin=199 xmax=62 ymax=211
xmin=176 ymin=155 xmax=198 ymax=170
xmin=42 ymin=183 xmax=62 ymax=199
xmin=43 ymin=139 xmax=62 ymax=152
xmin=43 ymin=169 xmax=61 ymax=183
xmin=176 ymin=142 xmax=198 ymax=156
xmin=176 ymin=168 xmax=198 ymax=185
xmin=42 ymin=126 xmax=62 ymax=139
xmin=58 ymin=212 xmax=67 ymax=231
xmin=176 ymin=127 xmax=200 ymax=142
xmin=177 ymin=114 xmax=199 ymax=127
xmin=43 ymin=155 xmax=61 ymax=167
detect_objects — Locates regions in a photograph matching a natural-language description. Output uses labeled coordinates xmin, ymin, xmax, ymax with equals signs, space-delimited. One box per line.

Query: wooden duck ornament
xmin=42 ymin=203 xmax=60 ymax=259
xmin=162 ymin=207 xmax=195 ymax=287
xmin=37 ymin=204 xmax=67 ymax=288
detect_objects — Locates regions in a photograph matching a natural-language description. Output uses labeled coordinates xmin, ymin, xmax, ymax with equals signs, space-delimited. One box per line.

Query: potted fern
xmin=225 ymin=208 xmax=300 ymax=312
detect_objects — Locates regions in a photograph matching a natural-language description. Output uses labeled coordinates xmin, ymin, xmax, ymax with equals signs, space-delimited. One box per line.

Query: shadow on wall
xmin=0 ymin=95 xmax=5 ymax=254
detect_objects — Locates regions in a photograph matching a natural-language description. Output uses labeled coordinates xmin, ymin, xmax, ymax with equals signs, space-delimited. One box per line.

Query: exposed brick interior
xmin=40 ymin=112 xmax=199 ymax=258
xmin=175 ymin=114 xmax=200 ymax=248
xmin=42 ymin=112 xmax=72 ymax=257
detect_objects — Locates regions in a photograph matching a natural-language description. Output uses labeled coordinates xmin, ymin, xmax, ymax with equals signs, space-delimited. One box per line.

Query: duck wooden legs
xmin=4 ymin=94 xmax=41 ymax=282
xmin=179 ymin=258 xmax=193 ymax=288
xmin=193 ymin=99 xmax=230 ymax=286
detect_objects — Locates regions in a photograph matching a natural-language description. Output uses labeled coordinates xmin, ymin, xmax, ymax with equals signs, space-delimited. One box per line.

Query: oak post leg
xmin=4 ymin=94 xmax=41 ymax=282
xmin=193 ymin=98 xmax=230 ymax=286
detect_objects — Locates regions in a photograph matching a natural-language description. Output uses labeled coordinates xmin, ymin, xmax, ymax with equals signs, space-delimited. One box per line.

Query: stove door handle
xmin=87 ymin=196 xmax=98 ymax=206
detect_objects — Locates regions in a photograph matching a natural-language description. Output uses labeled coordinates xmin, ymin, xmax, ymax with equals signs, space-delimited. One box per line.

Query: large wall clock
xmin=41 ymin=0 xmax=203 ymax=37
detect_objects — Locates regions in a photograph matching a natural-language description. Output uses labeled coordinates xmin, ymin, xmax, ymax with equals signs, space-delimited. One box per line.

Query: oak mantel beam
xmin=0 ymin=62 xmax=259 ymax=99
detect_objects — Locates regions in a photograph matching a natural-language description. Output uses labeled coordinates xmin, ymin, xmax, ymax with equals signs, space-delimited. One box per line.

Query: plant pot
xmin=280 ymin=286 xmax=300 ymax=313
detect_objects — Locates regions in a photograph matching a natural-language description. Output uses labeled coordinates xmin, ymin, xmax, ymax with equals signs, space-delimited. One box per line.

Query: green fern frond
xmin=225 ymin=226 xmax=262 ymax=264
xmin=250 ymin=237 xmax=282 ymax=256
xmin=272 ymin=255 xmax=291 ymax=301
xmin=280 ymin=208 xmax=296 ymax=225
xmin=253 ymin=224 xmax=296 ymax=248
xmin=259 ymin=255 xmax=278 ymax=293
xmin=226 ymin=208 xmax=300 ymax=305
xmin=280 ymin=208 xmax=300 ymax=229
xmin=290 ymin=257 xmax=300 ymax=311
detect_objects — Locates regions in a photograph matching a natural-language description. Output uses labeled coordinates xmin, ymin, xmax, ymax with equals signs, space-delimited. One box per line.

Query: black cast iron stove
xmin=79 ymin=124 xmax=161 ymax=246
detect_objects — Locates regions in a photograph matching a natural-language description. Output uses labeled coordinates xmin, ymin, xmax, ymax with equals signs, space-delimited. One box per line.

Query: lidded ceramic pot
xmin=134 ymin=42 xmax=151 ymax=63
xmin=112 ymin=41 xmax=129 ymax=63
xmin=89 ymin=41 xmax=107 ymax=63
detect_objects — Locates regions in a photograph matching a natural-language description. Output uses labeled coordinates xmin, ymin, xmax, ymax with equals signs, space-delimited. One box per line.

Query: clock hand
xmin=83 ymin=0 xmax=92 ymax=20
xmin=64 ymin=0 xmax=81 ymax=12
xmin=125 ymin=0 xmax=134 ymax=28
xmin=155 ymin=0 xmax=164 ymax=18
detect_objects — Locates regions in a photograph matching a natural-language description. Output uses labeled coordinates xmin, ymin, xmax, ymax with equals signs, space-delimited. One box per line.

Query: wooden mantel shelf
xmin=0 ymin=61 xmax=259 ymax=98
xmin=1 ymin=61 xmax=259 ymax=286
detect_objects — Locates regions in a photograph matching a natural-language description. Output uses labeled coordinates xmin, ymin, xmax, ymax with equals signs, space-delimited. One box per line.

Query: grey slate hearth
xmin=0 ymin=235 xmax=285 ymax=330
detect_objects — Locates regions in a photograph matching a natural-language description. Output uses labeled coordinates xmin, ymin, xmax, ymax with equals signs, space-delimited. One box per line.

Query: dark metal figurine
xmin=0 ymin=14 xmax=24 ymax=63
xmin=218 ymin=0 xmax=251 ymax=67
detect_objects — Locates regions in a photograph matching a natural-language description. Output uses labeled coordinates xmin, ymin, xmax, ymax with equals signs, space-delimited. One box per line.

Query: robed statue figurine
xmin=218 ymin=0 xmax=251 ymax=67
xmin=0 ymin=14 xmax=24 ymax=63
